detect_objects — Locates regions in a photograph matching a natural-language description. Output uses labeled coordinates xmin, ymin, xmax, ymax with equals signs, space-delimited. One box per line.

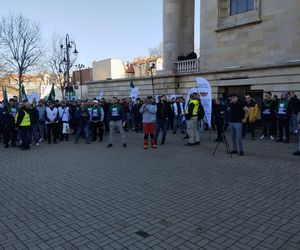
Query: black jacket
xmin=156 ymin=101 xmax=169 ymax=120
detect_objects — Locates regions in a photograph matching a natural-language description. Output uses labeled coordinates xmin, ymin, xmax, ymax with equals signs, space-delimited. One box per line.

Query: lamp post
xmin=149 ymin=63 xmax=155 ymax=97
xmin=59 ymin=34 xmax=78 ymax=100
xmin=75 ymin=64 xmax=85 ymax=100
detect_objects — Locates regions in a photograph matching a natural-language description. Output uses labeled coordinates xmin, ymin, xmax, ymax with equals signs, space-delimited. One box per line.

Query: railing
xmin=175 ymin=58 xmax=200 ymax=74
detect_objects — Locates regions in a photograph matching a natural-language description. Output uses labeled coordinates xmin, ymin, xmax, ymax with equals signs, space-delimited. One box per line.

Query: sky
xmin=0 ymin=0 xmax=200 ymax=68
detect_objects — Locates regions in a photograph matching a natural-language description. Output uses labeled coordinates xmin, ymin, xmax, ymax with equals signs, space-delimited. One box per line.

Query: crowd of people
xmin=0 ymin=91 xmax=299 ymax=156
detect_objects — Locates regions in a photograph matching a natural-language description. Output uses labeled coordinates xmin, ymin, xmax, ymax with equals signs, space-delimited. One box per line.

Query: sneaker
xmin=283 ymin=139 xmax=289 ymax=143
xmin=270 ymin=135 xmax=274 ymax=140
xmin=172 ymin=131 xmax=176 ymax=134
xmin=4 ymin=144 xmax=9 ymax=148
xmin=152 ymin=144 xmax=157 ymax=149
xmin=239 ymin=151 xmax=244 ymax=156
xmin=185 ymin=143 xmax=195 ymax=146
xmin=144 ymin=145 xmax=148 ymax=149
xmin=194 ymin=141 xmax=200 ymax=145
xmin=123 ymin=143 xmax=127 ymax=148
xmin=183 ymin=135 xmax=189 ymax=140
xmin=292 ymin=150 xmax=300 ymax=156
xmin=230 ymin=150 xmax=238 ymax=154
xmin=35 ymin=143 xmax=39 ymax=146
xmin=259 ymin=135 xmax=264 ymax=140
xmin=107 ymin=143 xmax=113 ymax=148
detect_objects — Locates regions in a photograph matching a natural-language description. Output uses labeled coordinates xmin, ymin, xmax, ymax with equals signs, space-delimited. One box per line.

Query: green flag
xmin=19 ymin=84 xmax=28 ymax=102
xmin=47 ymin=83 xmax=56 ymax=103
xmin=2 ymin=86 xmax=8 ymax=103
xmin=130 ymin=80 xmax=134 ymax=89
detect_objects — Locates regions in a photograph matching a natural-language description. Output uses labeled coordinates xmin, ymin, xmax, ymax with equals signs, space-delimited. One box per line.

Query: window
xmin=217 ymin=0 xmax=261 ymax=31
xmin=231 ymin=0 xmax=254 ymax=15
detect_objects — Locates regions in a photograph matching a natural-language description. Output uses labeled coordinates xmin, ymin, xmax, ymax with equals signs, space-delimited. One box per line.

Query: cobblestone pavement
xmin=0 ymin=130 xmax=299 ymax=250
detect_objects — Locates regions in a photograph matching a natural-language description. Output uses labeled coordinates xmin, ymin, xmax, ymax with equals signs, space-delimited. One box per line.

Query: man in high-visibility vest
xmin=185 ymin=93 xmax=200 ymax=146
xmin=15 ymin=102 xmax=31 ymax=150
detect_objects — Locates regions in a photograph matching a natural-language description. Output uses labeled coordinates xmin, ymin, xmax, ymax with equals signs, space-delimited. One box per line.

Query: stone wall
xmin=200 ymin=0 xmax=300 ymax=72
xmin=87 ymin=63 xmax=300 ymax=99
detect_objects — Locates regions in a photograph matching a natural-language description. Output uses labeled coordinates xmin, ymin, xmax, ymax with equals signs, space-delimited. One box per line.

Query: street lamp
xmin=75 ymin=64 xmax=85 ymax=100
xmin=149 ymin=63 xmax=156 ymax=97
xmin=60 ymin=34 xmax=78 ymax=100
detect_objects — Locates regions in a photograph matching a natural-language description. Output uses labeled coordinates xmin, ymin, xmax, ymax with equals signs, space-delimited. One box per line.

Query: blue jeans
xmin=230 ymin=122 xmax=243 ymax=152
xmin=30 ymin=124 xmax=40 ymax=143
xmin=155 ymin=118 xmax=168 ymax=142
xmin=19 ymin=126 xmax=30 ymax=148
xmin=290 ymin=114 xmax=299 ymax=133
xmin=173 ymin=115 xmax=183 ymax=132
xmin=261 ymin=117 xmax=273 ymax=136
xmin=75 ymin=123 xmax=90 ymax=143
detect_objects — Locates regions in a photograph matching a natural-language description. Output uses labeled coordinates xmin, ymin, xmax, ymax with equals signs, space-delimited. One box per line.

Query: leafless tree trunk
xmin=0 ymin=14 xmax=42 ymax=95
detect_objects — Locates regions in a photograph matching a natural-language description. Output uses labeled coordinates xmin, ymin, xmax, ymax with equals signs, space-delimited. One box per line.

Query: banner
xmin=130 ymin=87 xmax=139 ymax=102
xmin=196 ymin=77 xmax=212 ymax=128
xmin=28 ymin=92 xmax=40 ymax=104
xmin=96 ymin=91 xmax=104 ymax=100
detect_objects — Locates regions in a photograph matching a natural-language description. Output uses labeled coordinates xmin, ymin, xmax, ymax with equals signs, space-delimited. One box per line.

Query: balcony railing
xmin=175 ymin=58 xmax=200 ymax=74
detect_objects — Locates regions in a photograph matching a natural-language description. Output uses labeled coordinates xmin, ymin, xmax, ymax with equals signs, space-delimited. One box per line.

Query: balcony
xmin=175 ymin=58 xmax=200 ymax=74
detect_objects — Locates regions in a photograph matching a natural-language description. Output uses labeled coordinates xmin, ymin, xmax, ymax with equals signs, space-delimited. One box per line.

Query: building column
xmin=181 ymin=0 xmax=195 ymax=55
xmin=163 ymin=0 xmax=195 ymax=72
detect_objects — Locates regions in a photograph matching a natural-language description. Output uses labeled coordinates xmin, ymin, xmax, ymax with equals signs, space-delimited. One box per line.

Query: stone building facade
xmin=87 ymin=0 xmax=300 ymax=99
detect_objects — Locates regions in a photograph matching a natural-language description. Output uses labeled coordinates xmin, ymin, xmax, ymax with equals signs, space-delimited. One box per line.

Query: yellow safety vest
xmin=15 ymin=111 xmax=31 ymax=127
xmin=186 ymin=100 xmax=199 ymax=116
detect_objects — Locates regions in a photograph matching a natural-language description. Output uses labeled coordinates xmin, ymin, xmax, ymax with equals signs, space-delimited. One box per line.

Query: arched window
xmin=231 ymin=0 xmax=254 ymax=15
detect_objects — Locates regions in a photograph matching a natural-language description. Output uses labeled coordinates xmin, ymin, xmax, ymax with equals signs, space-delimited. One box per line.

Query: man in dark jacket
xmin=100 ymin=98 xmax=110 ymax=133
xmin=289 ymin=92 xmax=299 ymax=135
xmin=132 ymin=98 xmax=143 ymax=133
xmin=275 ymin=92 xmax=292 ymax=143
xmin=260 ymin=92 xmax=276 ymax=140
xmin=29 ymin=103 xmax=40 ymax=145
xmin=3 ymin=98 xmax=18 ymax=147
xmin=75 ymin=103 xmax=91 ymax=144
xmin=293 ymin=119 xmax=300 ymax=156
xmin=155 ymin=95 xmax=169 ymax=145
xmin=228 ymin=94 xmax=248 ymax=156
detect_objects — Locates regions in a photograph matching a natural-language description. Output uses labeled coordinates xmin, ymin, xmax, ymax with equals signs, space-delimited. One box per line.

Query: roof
xmin=125 ymin=64 xmax=135 ymax=74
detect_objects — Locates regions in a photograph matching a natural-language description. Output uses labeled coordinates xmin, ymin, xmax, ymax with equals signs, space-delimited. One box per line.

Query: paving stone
xmin=0 ymin=131 xmax=299 ymax=249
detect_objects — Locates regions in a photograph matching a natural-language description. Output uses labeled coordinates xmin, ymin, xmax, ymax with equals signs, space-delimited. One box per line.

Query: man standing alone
xmin=107 ymin=97 xmax=127 ymax=148
xmin=185 ymin=93 xmax=201 ymax=146
xmin=228 ymin=94 xmax=248 ymax=156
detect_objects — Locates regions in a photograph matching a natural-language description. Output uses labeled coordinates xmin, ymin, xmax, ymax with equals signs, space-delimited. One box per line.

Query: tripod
xmin=212 ymin=119 xmax=232 ymax=157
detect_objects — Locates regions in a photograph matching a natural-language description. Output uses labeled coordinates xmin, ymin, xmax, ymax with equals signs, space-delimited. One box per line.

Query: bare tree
xmin=0 ymin=14 xmax=42 ymax=93
xmin=148 ymin=42 xmax=163 ymax=56
xmin=47 ymin=33 xmax=77 ymax=97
